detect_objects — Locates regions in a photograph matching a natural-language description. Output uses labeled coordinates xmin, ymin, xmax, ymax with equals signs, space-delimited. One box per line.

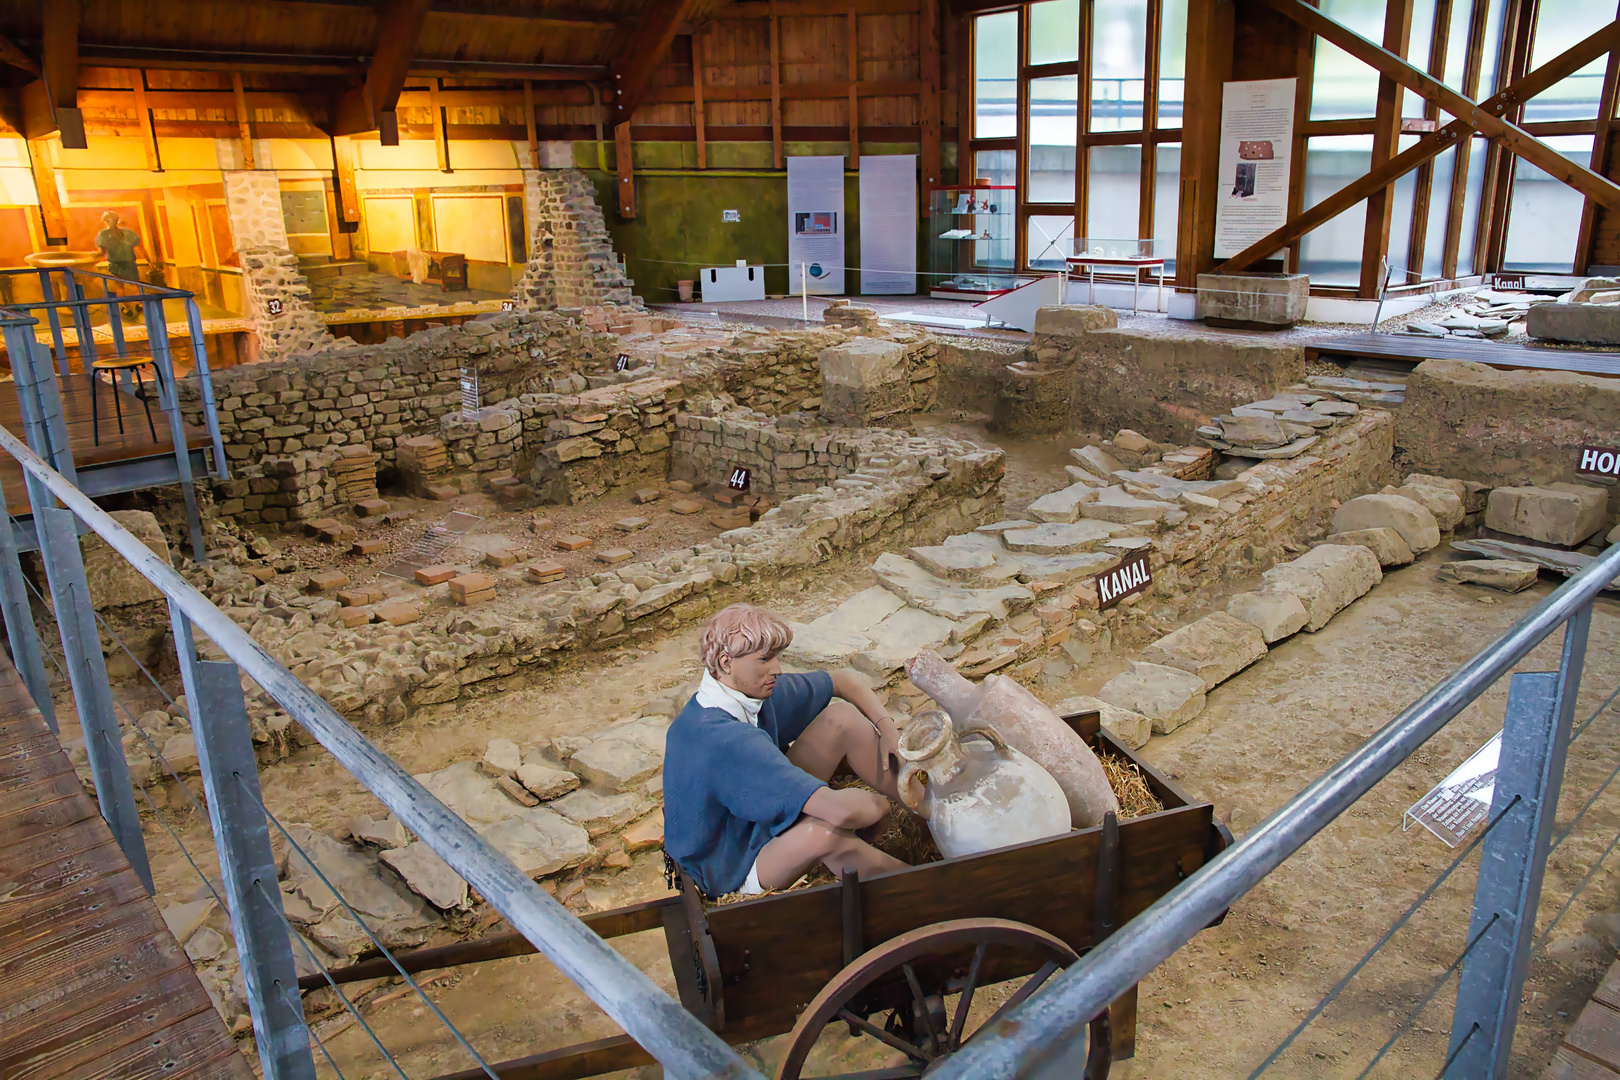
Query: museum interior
xmin=1 ymin=0 xmax=1619 ymax=1078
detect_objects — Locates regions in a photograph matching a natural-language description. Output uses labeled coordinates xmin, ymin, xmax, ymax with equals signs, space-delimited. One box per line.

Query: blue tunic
xmin=662 ymin=671 xmax=835 ymax=896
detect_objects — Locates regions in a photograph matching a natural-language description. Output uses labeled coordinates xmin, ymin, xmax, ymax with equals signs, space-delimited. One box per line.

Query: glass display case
xmin=928 ymin=185 xmax=1031 ymax=301
xmin=1062 ymin=237 xmax=1165 ymax=312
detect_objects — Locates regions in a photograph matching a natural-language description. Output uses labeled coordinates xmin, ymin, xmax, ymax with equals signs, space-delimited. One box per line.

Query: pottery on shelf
xmin=906 ymin=650 xmax=1121 ymax=828
xmin=895 ymin=709 xmax=1071 ymax=859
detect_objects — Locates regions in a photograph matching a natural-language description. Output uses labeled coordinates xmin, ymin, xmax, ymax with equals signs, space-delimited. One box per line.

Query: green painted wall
xmin=573 ymin=140 xmax=959 ymax=302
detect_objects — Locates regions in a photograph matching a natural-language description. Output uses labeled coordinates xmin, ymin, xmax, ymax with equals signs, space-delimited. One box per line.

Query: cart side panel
xmin=705 ymin=802 xmax=1213 ymax=1038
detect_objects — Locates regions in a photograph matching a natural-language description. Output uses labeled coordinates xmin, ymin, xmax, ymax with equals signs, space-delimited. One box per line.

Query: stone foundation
xmin=673 ymin=407 xmax=920 ymax=496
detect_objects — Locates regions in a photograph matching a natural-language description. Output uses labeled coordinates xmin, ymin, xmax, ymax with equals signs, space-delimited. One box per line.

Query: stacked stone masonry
xmin=514 ymin=169 xmax=640 ymax=310
xmin=222 ymin=170 xmax=334 ymax=358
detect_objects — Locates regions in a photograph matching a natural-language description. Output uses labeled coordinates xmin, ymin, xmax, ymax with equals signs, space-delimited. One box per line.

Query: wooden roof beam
xmin=1218 ymin=19 xmax=1620 ymax=272
xmin=1266 ymin=0 xmax=1620 ymax=208
xmin=0 ymin=35 xmax=40 ymax=78
xmin=607 ymin=0 xmax=700 ymax=127
xmin=364 ymin=0 xmax=433 ymax=144
xmin=40 ymin=0 xmax=84 ymax=148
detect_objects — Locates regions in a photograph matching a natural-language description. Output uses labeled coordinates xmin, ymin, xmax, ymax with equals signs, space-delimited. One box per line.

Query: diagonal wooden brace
xmin=1267 ymin=0 xmax=1620 ymax=207
xmin=1218 ymin=19 xmax=1620 ymax=273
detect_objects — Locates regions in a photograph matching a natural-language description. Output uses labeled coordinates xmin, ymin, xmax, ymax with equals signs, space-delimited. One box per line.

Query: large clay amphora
xmin=895 ymin=710 xmax=1071 ymax=859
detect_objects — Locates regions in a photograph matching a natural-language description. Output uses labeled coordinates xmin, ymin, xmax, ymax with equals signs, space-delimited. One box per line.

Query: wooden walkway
xmin=1545 ymin=955 xmax=1620 ymax=1078
xmin=1307 ymin=333 xmax=1620 ymax=377
xmin=0 ymin=651 xmax=252 ymax=1080
xmin=0 ymin=374 xmax=212 ymax=517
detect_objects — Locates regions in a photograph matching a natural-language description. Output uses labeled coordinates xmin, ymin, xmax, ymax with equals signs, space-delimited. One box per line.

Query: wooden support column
xmin=771 ymin=0 xmax=784 ymax=168
xmin=430 ymin=78 xmax=450 ymax=171
xmin=615 ymin=120 xmax=635 ymax=218
xmin=1174 ymin=0 xmax=1236 ymax=289
xmin=332 ymin=134 xmax=361 ymax=226
xmin=1359 ymin=0 xmax=1416 ymax=297
xmin=0 ymin=34 xmax=39 ymax=78
xmin=1077 ymin=0 xmax=1092 ymax=254
xmin=1285 ymin=6 xmax=1317 ymax=272
xmin=131 ymin=71 xmax=162 ymax=172
xmin=27 ymin=139 xmax=67 ymax=244
xmin=41 ymin=0 xmax=84 ymax=149
xmin=231 ymin=72 xmax=256 ymax=170
xmin=523 ymin=80 xmax=538 ymax=169
xmin=1575 ymin=0 xmax=1620 ymax=274
xmin=920 ymin=0 xmax=940 ymax=213
xmin=692 ymin=31 xmax=707 ymax=169
xmin=848 ymin=5 xmax=860 ymax=166
xmin=1475 ymin=0 xmax=1535 ymax=271
xmin=1139 ymin=0 xmax=1164 ymax=246
xmin=957 ymin=10 xmax=971 ymax=187
xmin=1441 ymin=0 xmax=1491 ymax=277
xmin=1404 ymin=0 xmax=1452 ymax=282
xmin=364 ymin=0 xmax=432 ymax=145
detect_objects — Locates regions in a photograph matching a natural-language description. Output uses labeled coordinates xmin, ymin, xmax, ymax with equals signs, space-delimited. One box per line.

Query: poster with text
xmin=1213 ymin=78 xmax=1297 ymax=259
xmin=858 ymin=154 xmax=917 ymax=294
xmin=788 ymin=155 xmax=846 ymax=295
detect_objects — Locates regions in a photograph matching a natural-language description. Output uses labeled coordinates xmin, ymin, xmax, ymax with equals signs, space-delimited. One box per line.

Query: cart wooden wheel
xmin=774 ymin=917 xmax=1110 ymax=1080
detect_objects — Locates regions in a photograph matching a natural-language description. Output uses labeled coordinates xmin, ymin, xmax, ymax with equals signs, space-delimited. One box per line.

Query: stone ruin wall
xmin=222 ymin=170 xmax=335 ymax=359
xmin=513 ymin=168 xmax=640 ymax=311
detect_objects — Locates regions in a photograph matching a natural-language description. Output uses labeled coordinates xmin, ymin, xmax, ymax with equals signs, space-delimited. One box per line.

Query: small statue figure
xmin=95 ymin=211 xmax=146 ymax=322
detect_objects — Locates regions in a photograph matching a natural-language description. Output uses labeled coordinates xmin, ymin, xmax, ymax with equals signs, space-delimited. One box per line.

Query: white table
xmin=1060 ymin=255 xmax=1167 ymax=313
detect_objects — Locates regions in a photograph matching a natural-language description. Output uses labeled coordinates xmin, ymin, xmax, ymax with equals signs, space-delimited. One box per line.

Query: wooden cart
xmin=305 ymin=711 xmax=1232 ymax=1079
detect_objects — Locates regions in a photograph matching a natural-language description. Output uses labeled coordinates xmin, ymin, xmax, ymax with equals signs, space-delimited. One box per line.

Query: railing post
xmin=1446 ymin=604 xmax=1592 ymax=1078
xmin=184 ymin=299 xmax=230 ymax=482
xmin=0 ymin=472 xmax=55 ymax=728
xmin=170 ymin=602 xmax=315 ymax=1079
xmin=33 ymin=504 xmax=152 ymax=890
xmin=143 ymin=295 xmax=206 ymax=562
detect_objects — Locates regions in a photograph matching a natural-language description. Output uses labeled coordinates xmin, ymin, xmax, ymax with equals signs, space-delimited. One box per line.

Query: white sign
xmin=722 ymin=209 xmax=741 ymax=222
xmin=728 ymin=467 xmax=751 ymax=491
xmin=459 ymin=368 xmax=481 ymax=417
xmin=788 ymin=155 xmax=846 ymax=295
xmin=1577 ymin=444 xmax=1620 ymax=480
xmin=859 ymin=154 xmax=917 ymax=295
xmin=1213 ymin=78 xmax=1297 ymax=259
xmin=266 ymin=298 xmax=284 ymax=316
xmin=1404 ymin=732 xmax=1501 ymax=847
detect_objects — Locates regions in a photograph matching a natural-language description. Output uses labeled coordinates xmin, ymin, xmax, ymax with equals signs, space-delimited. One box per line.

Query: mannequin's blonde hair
xmin=698 ymin=604 xmax=792 ymax=677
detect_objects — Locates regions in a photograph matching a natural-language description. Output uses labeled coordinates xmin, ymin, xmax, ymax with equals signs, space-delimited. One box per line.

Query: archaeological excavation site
xmin=2 ymin=2 xmax=1619 ymax=1078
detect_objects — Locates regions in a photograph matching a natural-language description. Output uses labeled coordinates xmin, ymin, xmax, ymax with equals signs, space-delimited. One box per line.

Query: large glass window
xmin=1028 ymin=216 xmax=1076 ymax=269
xmin=1029 ymin=76 xmax=1079 ymax=202
xmin=1299 ymin=135 xmax=1372 ymax=284
xmin=975 ymin=12 xmax=1019 ymax=138
xmin=1503 ymin=135 xmax=1596 ymax=271
xmin=1522 ymin=0 xmax=1606 ymax=122
xmin=1092 ymin=0 xmax=1148 ymax=132
xmin=1419 ymin=147 xmax=1456 ymax=279
xmin=1030 ymin=0 xmax=1081 ymax=66
xmin=1309 ymin=0 xmax=1386 ymax=119
xmin=1153 ymin=144 xmax=1182 ymax=274
xmin=1086 ymin=146 xmax=1142 ymax=240
xmin=1158 ymin=0 xmax=1188 ymax=127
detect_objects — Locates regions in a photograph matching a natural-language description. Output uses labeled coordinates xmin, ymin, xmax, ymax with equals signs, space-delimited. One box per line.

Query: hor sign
xmin=1095 ymin=549 xmax=1151 ymax=610
xmin=1576 ymin=444 xmax=1620 ymax=481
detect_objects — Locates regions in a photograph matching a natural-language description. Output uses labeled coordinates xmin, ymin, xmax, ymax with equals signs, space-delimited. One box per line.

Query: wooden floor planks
xmin=0 ymin=651 xmax=252 ymax=1080
xmin=1544 ymin=957 xmax=1620 ymax=1078
xmin=1308 ymin=332 xmax=1620 ymax=377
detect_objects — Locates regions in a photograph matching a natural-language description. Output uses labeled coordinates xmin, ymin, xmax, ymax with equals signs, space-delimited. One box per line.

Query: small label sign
xmin=727 ymin=467 xmax=751 ymax=491
xmin=615 ymin=353 xmax=631 ymax=372
xmin=1095 ymin=549 xmax=1151 ymax=610
xmin=501 ymin=299 xmax=516 ymax=311
xmin=1577 ymin=444 xmax=1620 ymax=481
xmin=722 ymin=209 xmax=741 ymax=222
xmin=265 ymin=298 xmax=284 ymax=316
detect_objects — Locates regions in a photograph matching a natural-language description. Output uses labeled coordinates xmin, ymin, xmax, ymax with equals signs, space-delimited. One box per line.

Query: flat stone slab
xmin=871 ymin=553 xmax=1032 ymax=622
xmin=810 ymin=585 xmax=907 ymax=635
xmin=1216 ymin=434 xmax=1320 ymax=460
xmin=905 ymin=544 xmax=1006 ymax=581
xmin=1450 ymin=539 xmax=1620 ymax=592
xmin=1054 ymin=695 xmax=1152 ymax=750
xmin=477 ymin=810 xmax=593 ymax=876
xmin=516 ymin=762 xmax=579 ymax=800
xmin=1002 ymin=520 xmax=1133 ymax=554
xmin=417 ymin=761 xmax=523 ymax=827
xmin=1079 ymin=486 xmax=1175 ymax=525
xmin=1332 ymin=494 xmax=1441 ymax=554
xmin=1321 ymin=527 xmax=1414 ymax=568
xmin=1026 ymin=483 xmax=1099 ymax=524
xmin=1003 ymin=550 xmax=1119 ymax=585
xmin=1139 ymin=611 xmax=1268 ymax=692
xmin=568 ymin=732 xmax=662 ymax=792
xmin=1438 ymin=559 xmax=1541 ymax=593
xmin=1097 ymin=662 xmax=1207 ymax=734
xmin=1261 ymin=544 xmax=1382 ymax=632
xmin=1069 ymin=445 xmax=1123 ymax=481
xmin=381 ymin=842 xmax=470 ymax=910
xmin=1484 ymin=483 xmax=1608 ymax=547
xmin=550 ymin=790 xmax=652 ymax=838
xmin=784 ymin=621 xmax=873 ymax=668
xmin=852 ymin=605 xmax=957 ymax=678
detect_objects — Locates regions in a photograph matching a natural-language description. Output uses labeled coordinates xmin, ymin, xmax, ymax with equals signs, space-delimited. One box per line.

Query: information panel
xmin=859 ymin=154 xmax=917 ymax=294
xmin=1213 ymin=78 xmax=1297 ymax=259
xmin=788 ymin=155 xmax=846 ymax=295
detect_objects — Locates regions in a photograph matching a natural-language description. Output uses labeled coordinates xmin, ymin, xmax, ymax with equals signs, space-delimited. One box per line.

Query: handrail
xmin=933 ymin=540 xmax=1620 ymax=1078
xmin=0 ymin=424 xmax=764 ymax=1080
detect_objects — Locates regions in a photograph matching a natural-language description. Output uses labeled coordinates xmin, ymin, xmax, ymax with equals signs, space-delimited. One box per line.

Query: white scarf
xmin=696 ymin=670 xmax=765 ymax=727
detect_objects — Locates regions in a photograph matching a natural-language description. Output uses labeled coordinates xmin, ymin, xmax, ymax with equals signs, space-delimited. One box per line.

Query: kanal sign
xmin=1095 ymin=548 xmax=1151 ymax=610
xmin=1576 ymin=444 xmax=1620 ymax=481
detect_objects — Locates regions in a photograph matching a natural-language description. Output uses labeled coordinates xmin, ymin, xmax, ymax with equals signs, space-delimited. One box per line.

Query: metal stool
xmin=90 ymin=355 xmax=162 ymax=444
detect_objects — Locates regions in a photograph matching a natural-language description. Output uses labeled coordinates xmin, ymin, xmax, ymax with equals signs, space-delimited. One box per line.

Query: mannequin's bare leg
xmin=753 ymin=815 xmax=906 ymax=890
xmin=787 ymin=701 xmax=899 ymax=799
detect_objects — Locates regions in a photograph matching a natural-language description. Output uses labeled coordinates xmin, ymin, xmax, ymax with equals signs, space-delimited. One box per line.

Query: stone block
xmin=622 ymin=810 xmax=665 ymax=853
xmin=550 ymin=790 xmax=650 ymax=838
xmin=595 ymin=547 xmax=635 ymax=564
xmin=527 ymin=562 xmax=567 ymax=583
xmin=670 ymin=499 xmax=704 ymax=515
xmin=380 ymin=843 xmax=468 ymax=911
xmin=614 ymin=517 xmax=649 ymax=532
xmin=478 ymin=811 xmax=592 ymax=876
xmin=375 ymin=600 xmax=420 ymax=626
xmin=414 ymin=565 xmax=458 ymax=586
xmin=1225 ymin=590 xmax=1310 ymax=643
xmin=555 ymin=534 xmax=592 ymax=551
xmin=1320 ymin=527 xmax=1414 ymax=568
xmin=1054 ymin=695 xmax=1152 ymax=749
xmin=1526 ymin=302 xmax=1620 ymax=344
xmin=449 ymin=573 xmax=495 ymax=604
xmin=632 ymin=488 xmax=663 ymax=504
xmin=1069 ymin=445 xmax=1123 ymax=481
xmin=1097 ymin=662 xmax=1207 ymax=734
xmin=820 ymin=337 xmax=913 ymax=425
xmin=1026 ymin=483 xmax=1098 ymax=524
xmin=307 ymin=570 xmax=348 ymax=592
xmin=516 ymin=762 xmax=579 ymax=800
xmin=1483 ymin=483 xmax=1608 ymax=546
xmin=1261 ymin=544 xmax=1383 ymax=632
xmin=424 ymin=483 xmax=460 ymax=500
xmin=352 ymin=539 xmax=387 ymax=556
xmin=483 ymin=549 xmax=520 ymax=568
xmin=498 ymin=775 xmax=540 ymax=806
xmin=1139 ymin=611 xmax=1268 ymax=692
xmin=355 ymin=499 xmax=391 ymax=517
xmin=1382 ymin=484 xmax=1464 ymax=530
xmin=481 ymin=738 xmax=521 ymax=777
xmin=339 ymin=607 xmax=373 ymax=628
xmin=569 ymin=734 xmax=662 ymax=793
xmin=1196 ymin=272 xmax=1309 ymax=327
xmin=1031 ymin=305 xmax=1119 ymax=336
xmin=784 ymin=622 xmax=872 ymax=668
xmin=1438 ymin=560 xmax=1540 ymax=593
xmin=1001 ymin=520 xmax=1134 ymax=555
xmin=1078 ymin=486 xmax=1174 ymax=524
xmin=1331 ymin=494 xmax=1441 ymax=554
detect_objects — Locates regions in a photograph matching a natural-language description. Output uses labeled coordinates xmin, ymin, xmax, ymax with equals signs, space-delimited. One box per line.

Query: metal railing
xmin=0 ymin=417 xmax=762 ymax=1076
xmin=935 ymin=539 xmax=1620 ymax=1078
